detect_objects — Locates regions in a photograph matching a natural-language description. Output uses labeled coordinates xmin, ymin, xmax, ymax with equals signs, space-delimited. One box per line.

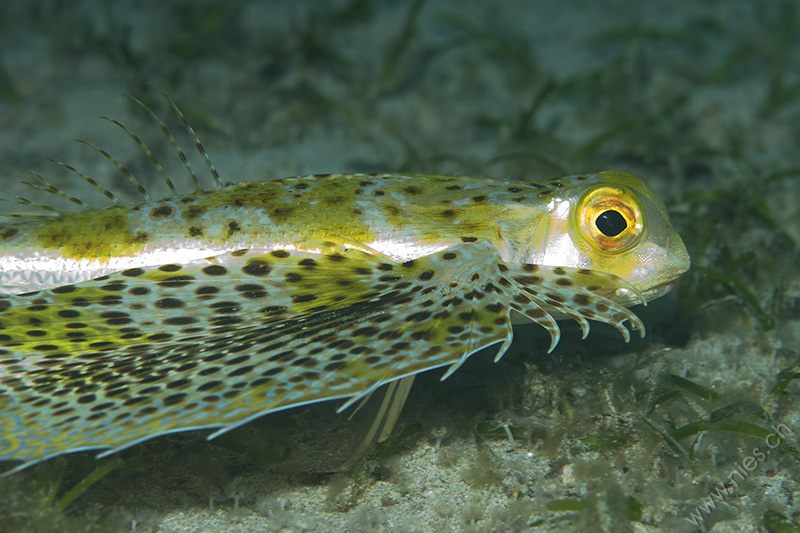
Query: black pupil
xmin=595 ymin=210 xmax=627 ymax=237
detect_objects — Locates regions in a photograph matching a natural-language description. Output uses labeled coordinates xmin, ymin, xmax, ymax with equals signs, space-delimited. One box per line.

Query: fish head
xmin=528 ymin=170 xmax=690 ymax=306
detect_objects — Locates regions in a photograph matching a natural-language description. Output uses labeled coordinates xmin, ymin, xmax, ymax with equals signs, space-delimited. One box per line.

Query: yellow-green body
xmin=0 ymin=171 xmax=686 ymax=300
xmin=0 ymin=162 xmax=689 ymax=474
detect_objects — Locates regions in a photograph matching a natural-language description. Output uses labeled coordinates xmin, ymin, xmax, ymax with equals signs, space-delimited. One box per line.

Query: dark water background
xmin=0 ymin=1 xmax=799 ymax=531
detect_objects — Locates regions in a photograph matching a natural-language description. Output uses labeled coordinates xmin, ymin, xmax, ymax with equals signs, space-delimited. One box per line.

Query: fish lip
xmin=640 ymin=279 xmax=676 ymax=302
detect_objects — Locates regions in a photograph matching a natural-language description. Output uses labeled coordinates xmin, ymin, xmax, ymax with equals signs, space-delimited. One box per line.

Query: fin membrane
xmin=0 ymin=240 xmax=642 ymax=472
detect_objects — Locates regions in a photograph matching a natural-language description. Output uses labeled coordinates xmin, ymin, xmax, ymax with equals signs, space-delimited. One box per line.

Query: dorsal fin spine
xmin=103 ymin=116 xmax=179 ymax=197
xmin=48 ymin=160 xmax=120 ymax=205
xmin=76 ymin=139 xmax=151 ymax=201
xmin=157 ymin=88 xmax=223 ymax=190
xmin=126 ymin=94 xmax=203 ymax=193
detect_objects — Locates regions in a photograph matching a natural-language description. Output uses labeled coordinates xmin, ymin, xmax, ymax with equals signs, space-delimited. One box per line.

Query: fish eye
xmin=595 ymin=209 xmax=627 ymax=237
xmin=574 ymin=184 xmax=645 ymax=254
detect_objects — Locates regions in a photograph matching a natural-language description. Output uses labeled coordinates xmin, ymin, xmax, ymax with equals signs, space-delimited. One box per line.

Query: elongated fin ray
xmin=504 ymin=263 xmax=646 ymax=347
xmin=125 ymin=94 xmax=203 ymax=193
xmin=156 ymin=88 xmax=223 ymax=189
xmin=0 ymin=186 xmax=65 ymax=215
xmin=3 ymin=91 xmax=219 ymax=218
xmin=49 ymin=160 xmax=121 ymax=205
xmin=102 ymin=116 xmax=178 ymax=196
xmin=19 ymin=172 xmax=93 ymax=210
xmin=76 ymin=140 xmax=150 ymax=201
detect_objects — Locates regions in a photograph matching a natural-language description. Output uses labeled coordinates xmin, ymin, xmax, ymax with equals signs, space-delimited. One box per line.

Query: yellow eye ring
xmin=573 ymin=184 xmax=645 ymax=254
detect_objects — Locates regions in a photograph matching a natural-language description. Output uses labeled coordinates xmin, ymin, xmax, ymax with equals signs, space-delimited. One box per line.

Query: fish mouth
xmin=639 ymin=279 xmax=677 ymax=303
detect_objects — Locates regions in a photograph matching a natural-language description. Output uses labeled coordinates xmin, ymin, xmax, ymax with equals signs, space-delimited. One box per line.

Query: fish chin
xmin=639 ymin=280 xmax=676 ymax=303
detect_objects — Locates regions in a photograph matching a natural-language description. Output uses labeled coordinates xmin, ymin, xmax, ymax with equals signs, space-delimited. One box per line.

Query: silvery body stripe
xmin=0 ymin=243 xmax=233 ymax=294
xmin=0 ymin=237 xmax=454 ymax=295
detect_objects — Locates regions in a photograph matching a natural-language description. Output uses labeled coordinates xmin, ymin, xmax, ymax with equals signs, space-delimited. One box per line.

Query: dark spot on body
xmin=260 ymin=305 xmax=287 ymax=314
xmin=150 ymin=206 xmax=173 ymax=219
xmin=163 ymin=393 xmax=187 ymax=406
xmin=573 ymin=294 xmax=591 ymax=305
xmin=202 ymin=265 xmax=228 ymax=276
xmin=182 ymin=205 xmax=207 ymax=220
xmin=0 ymin=228 xmax=19 ymax=241
xmin=526 ymin=308 xmax=546 ymax=319
xmin=227 ymin=221 xmax=241 ymax=236
xmin=383 ymin=204 xmax=400 ymax=216
xmin=33 ymin=344 xmax=59 ymax=351
xmin=406 ymin=311 xmax=431 ymax=322
xmin=271 ymin=207 xmax=295 ymax=222
xmin=156 ymin=298 xmax=186 ymax=309
xmin=51 ymin=285 xmax=76 ymax=294
xmin=167 ymin=379 xmax=191 ymax=389
xmin=163 ymin=316 xmax=198 ymax=326
xmin=418 ymin=270 xmax=434 ymax=281
xmin=228 ymin=365 xmax=255 ymax=377
xmin=243 ymin=260 xmax=271 ymax=276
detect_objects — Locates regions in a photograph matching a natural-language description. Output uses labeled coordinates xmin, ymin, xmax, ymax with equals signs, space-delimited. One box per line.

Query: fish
xmin=0 ymin=94 xmax=690 ymax=475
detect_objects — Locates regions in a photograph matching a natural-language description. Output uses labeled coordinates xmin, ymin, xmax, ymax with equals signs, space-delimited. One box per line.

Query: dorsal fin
xmin=2 ymin=89 xmax=222 ymax=216
xmin=126 ymin=93 xmax=203 ymax=193
xmin=75 ymin=139 xmax=151 ymax=201
xmin=156 ymin=87 xmax=223 ymax=190
xmin=128 ymin=87 xmax=223 ymax=192
xmin=48 ymin=160 xmax=121 ymax=205
xmin=17 ymin=172 xmax=95 ymax=210
xmin=102 ymin=115 xmax=178 ymax=197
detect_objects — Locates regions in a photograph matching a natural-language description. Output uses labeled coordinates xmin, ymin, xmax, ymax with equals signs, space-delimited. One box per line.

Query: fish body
xmin=0 ymin=116 xmax=689 ymax=474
